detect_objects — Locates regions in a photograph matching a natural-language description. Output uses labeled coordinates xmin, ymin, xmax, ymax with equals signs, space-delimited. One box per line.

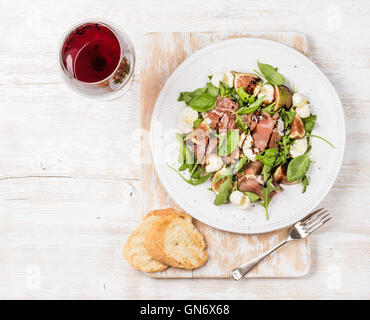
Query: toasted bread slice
xmin=145 ymin=213 xmax=208 ymax=270
xmin=123 ymin=208 xmax=180 ymax=272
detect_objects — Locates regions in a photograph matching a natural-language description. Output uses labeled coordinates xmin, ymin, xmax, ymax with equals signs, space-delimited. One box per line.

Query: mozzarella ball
xmin=295 ymin=102 xmax=311 ymax=118
xmin=258 ymin=84 xmax=275 ymax=105
xmin=182 ymin=107 xmax=198 ymax=122
xmin=292 ymin=92 xmax=307 ymax=108
xmin=290 ymin=138 xmax=308 ymax=158
xmin=178 ymin=118 xmax=193 ymax=134
xmin=211 ymin=72 xmax=225 ymax=88
xmin=277 ymin=117 xmax=285 ymax=135
xmin=230 ymin=190 xmax=251 ymax=209
xmin=223 ymin=72 xmax=234 ymax=88
xmin=211 ymin=72 xmax=234 ymax=88
xmin=243 ymin=147 xmax=256 ymax=161
xmin=205 ymin=154 xmax=224 ymax=173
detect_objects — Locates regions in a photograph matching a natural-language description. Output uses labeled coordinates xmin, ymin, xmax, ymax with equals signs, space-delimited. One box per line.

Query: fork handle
xmin=231 ymin=238 xmax=290 ymax=280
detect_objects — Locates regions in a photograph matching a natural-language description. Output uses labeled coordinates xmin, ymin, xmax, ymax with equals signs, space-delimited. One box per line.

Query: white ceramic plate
xmin=150 ymin=38 xmax=345 ymax=234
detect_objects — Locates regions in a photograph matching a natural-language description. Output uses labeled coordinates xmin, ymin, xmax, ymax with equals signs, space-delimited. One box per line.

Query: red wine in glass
xmin=59 ymin=21 xmax=135 ymax=99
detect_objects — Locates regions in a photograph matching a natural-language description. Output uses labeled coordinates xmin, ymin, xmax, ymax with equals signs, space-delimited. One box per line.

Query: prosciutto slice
xmin=242 ymin=111 xmax=282 ymax=151
xmin=205 ymin=96 xmax=238 ymax=132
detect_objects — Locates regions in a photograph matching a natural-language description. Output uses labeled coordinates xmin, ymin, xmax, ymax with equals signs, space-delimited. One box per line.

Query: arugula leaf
xmin=301 ymin=175 xmax=309 ymax=193
xmin=261 ymin=164 xmax=272 ymax=181
xmin=193 ymin=117 xmax=202 ymax=128
xmin=310 ymin=134 xmax=335 ymax=149
xmin=287 ymin=155 xmax=310 ymax=182
xmin=280 ymin=108 xmax=296 ymax=129
xmin=244 ymin=191 xmax=260 ymax=202
xmin=232 ymin=155 xmax=248 ymax=174
xmin=219 ymin=81 xmax=235 ymax=98
xmin=169 ymin=165 xmax=212 ymax=185
xmin=218 ymin=130 xmax=239 ymax=156
xmin=176 ymin=133 xmax=194 ymax=165
xmin=189 ymin=159 xmax=199 ymax=178
xmin=192 ymin=166 xmax=202 ymax=179
xmin=262 ymin=102 xmax=277 ymax=115
xmin=178 ymin=163 xmax=191 ymax=171
xmin=236 ymin=95 xmax=265 ymax=114
xmin=206 ymin=82 xmax=219 ymax=97
xmin=189 ymin=93 xmax=217 ymax=112
xmin=279 ymin=134 xmax=292 ymax=158
xmin=214 ymin=174 xmax=233 ymax=206
xmin=236 ymin=87 xmax=255 ymax=104
xmin=235 ymin=114 xmax=249 ymax=133
xmin=302 ymin=114 xmax=317 ymax=134
xmin=257 ymin=60 xmax=285 ymax=85
xmin=260 ymin=178 xmax=280 ymax=219
xmin=256 ymin=148 xmax=283 ymax=167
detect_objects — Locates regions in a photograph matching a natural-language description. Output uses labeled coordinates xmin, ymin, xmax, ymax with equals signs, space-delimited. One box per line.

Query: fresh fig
xmin=273 ymin=85 xmax=292 ymax=111
xmin=232 ymin=72 xmax=262 ymax=96
xmin=211 ymin=170 xmax=226 ymax=194
xmin=289 ymin=115 xmax=305 ymax=139
xmin=273 ymin=165 xmax=299 ymax=185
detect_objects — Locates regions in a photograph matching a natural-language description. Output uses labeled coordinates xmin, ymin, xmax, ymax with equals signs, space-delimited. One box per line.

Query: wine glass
xmin=59 ymin=20 xmax=135 ymax=100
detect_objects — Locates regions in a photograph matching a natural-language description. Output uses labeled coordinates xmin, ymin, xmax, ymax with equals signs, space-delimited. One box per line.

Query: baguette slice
xmin=123 ymin=209 xmax=181 ymax=272
xmin=145 ymin=213 xmax=208 ymax=270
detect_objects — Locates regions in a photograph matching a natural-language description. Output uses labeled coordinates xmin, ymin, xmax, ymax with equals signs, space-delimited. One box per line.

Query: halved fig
xmin=211 ymin=170 xmax=227 ymax=194
xmin=273 ymin=165 xmax=299 ymax=185
xmin=273 ymin=85 xmax=292 ymax=111
xmin=232 ymin=72 xmax=262 ymax=96
xmin=289 ymin=115 xmax=305 ymax=139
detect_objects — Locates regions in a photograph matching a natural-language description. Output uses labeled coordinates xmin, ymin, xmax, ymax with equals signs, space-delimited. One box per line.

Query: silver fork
xmin=231 ymin=208 xmax=331 ymax=281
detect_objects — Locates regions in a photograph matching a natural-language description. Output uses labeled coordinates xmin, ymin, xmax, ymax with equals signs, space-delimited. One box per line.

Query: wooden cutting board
xmin=140 ymin=31 xmax=311 ymax=278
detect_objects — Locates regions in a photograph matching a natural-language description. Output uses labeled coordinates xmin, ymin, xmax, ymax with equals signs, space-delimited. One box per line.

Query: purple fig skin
xmin=273 ymin=165 xmax=299 ymax=185
xmin=289 ymin=115 xmax=306 ymax=139
xmin=273 ymin=85 xmax=293 ymax=111
xmin=232 ymin=72 xmax=263 ymax=97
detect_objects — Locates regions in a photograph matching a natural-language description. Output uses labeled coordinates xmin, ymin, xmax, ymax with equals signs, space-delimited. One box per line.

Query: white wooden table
xmin=0 ymin=0 xmax=369 ymax=299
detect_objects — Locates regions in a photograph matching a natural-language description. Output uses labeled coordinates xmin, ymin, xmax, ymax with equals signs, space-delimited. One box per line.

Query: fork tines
xmin=301 ymin=208 xmax=332 ymax=234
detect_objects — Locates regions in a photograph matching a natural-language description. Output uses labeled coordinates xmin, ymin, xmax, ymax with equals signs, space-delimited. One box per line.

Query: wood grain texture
xmin=0 ymin=0 xmax=369 ymax=299
xmin=140 ymin=32 xmax=311 ymax=278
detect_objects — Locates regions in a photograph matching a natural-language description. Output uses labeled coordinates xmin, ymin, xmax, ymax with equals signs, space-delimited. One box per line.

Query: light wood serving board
xmin=140 ymin=31 xmax=311 ymax=278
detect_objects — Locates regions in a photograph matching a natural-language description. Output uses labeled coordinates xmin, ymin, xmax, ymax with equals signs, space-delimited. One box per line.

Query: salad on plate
xmin=172 ymin=61 xmax=333 ymax=219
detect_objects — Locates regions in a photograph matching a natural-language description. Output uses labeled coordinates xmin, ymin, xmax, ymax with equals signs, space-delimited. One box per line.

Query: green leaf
xmin=232 ymin=155 xmax=248 ymax=174
xmin=193 ymin=117 xmax=202 ymax=128
xmin=176 ymin=133 xmax=194 ymax=165
xmin=178 ymin=163 xmax=191 ymax=171
xmin=189 ymin=93 xmax=217 ymax=112
xmin=169 ymin=165 xmax=212 ymax=186
xmin=287 ymin=155 xmax=311 ymax=182
xmin=236 ymin=95 xmax=265 ymax=115
xmin=279 ymin=134 xmax=292 ymax=158
xmin=244 ymin=191 xmax=260 ymax=202
xmin=256 ymin=148 xmax=283 ymax=167
xmin=261 ymin=164 xmax=272 ymax=181
xmin=257 ymin=60 xmax=285 ymax=85
xmin=301 ymin=175 xmax=309 ymax=193
xmin=206 ymin=82 xmax=219 ymax=97
xmin=280 ymin=108 xmax=296 ymax=129
xmin=235 ymin=114 xmax=249 ymax=133
xmin=236 ymin=87 xmax=255 ymax=104
xmin=178 ymin=87 xmax=207 ymax=105
xmin=260 ymin=178 xmax=280 ymax=220
xmin=218 ymin=130 xmax=239 ymax=156
xmin=302 ymin=114 xmax=317 ymax=134
xmin=310 ymin=134 xmax=335 ymax=149
xmin=214 ymin=174 xmax=233 ymax=206
xmin=262 ymin=102 xmax=277 ymax=115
